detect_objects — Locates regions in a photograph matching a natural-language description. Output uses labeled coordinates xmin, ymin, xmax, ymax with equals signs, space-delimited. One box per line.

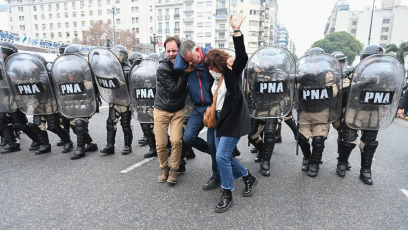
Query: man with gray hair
xmin=173 ymin=41 xmax=220 ymax=190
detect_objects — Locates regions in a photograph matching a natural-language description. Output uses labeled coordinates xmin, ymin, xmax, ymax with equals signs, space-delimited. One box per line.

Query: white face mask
xmin=209 ymin=70 xmax=222 ymax=79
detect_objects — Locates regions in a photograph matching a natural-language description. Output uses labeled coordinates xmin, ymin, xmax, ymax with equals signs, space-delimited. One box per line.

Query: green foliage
xmin=310 ymin=31 xmax=364 ymax=64
xmin=385 ymin=42 xmax=408 ymax=63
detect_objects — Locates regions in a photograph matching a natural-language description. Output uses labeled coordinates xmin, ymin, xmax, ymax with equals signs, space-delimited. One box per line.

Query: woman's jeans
xmin=214 ymin=129 xmax=248 ymax=191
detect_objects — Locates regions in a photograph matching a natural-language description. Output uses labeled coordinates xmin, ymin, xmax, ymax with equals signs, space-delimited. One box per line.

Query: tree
xmin=385 ymin=42 xmax=408 ymax=63
xmin=310 ymin=31 xmax=364 ymax=64
xmin=115 ymin=29 xmax=139 ymax=51
xmin=81 ymin=21 xmax=107 ymax=47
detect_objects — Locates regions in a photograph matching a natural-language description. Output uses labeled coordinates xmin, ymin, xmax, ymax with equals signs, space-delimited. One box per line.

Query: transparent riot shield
xmin=294 ymin=53 xmax=342 ymax=124
xmin=5 ymin=53 xmax=57 ymax=115
xmin=129 ymin=58 xmax=158 ymax=123
xmin=0 ymin=51 xmax=17 ymax=113
xmin=345 ymin=54 xmax=405 ymax=130
xmin=88 ymin=48 xmax=130 ymax=106
xmin=51 ymin=54 xmax=97 ymax=118
xmin=245 ymin=46 xmax=295 ymax=119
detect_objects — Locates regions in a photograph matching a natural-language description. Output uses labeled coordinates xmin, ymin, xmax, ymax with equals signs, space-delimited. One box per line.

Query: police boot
xmin=275 ymin=122 xmax=282 ymax=143
xmin=336 ymin=141 xmax=356 ymax=178
xmin=54 ymin=129 xmax=73 ymax=153
xmin=138 ymin=135 xmax=148 ymax=147
xmin=24 ymin=124 xmax=41 ymax=151
xmin=253 ymin=141 xmax=264 ymax=163
xmin=100 ymin=129 xmax=116 ymax=156
xmin=35 ymin=130 xmax=51 ymax=155
xmin=1 ymin=135 xmax=6 ymax=146
xmin=284 ymin=118 xmax=298 ymax=141
xmin=250 ymin=147 xmax=258 ymax=153
xmin=144 ymin=133 xmax=157 ymax=158
xmin=298 ymin=134 xmax=311 ymax=171
xmin=122 ymin=129 xmax=133 ymax=155
xmin=308 ymin=136 xmax=324 ymax=177
xmin=0 ymin=126 xmax=21 ymax=154
xmin=84 ymin=131 xmax=98 ymax=152
xmin=71 ymin=120 xmax=87 ymax=160
xmin=359 ymin=141 xmax=378 ymax=185
xmin=260 ymin=134 xmax=275 ymax=177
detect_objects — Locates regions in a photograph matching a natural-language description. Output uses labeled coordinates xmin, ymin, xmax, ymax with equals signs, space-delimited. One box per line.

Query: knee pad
xmin=75 ymin=119 xmax=87 ymax=133
xmin=361 ymin=130 xmax=378 ymax=143
xmin=312 ymin=136 xmax=325 ymax=151
xmin=341 ymin=122 xmax=358 ymax=142
xmin=363 ymin=141 xmax=378 ymax=153
xmin=108 ymin=106 xmax=118 ymax=121
xmin=33 ymin=116 xmax=44 ymax=126
xmin=120 ymin=111 xmax=132 ymax=128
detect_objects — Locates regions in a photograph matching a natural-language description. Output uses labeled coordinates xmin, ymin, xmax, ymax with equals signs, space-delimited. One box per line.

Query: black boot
xmin=285 ymin=118 xmax=298 ymax=141
xmin=100 ymin=129 xmax=116 ymax=156
xmin=1 ymin=125 xmax=20 ymax=154
xmin=215 ymin=189 xmax=233 ymax=213
xmin=71 ymin=120 xmax=87 ymax=160
xmin=275 ymin=122 xmax=282 ymax=143
xmin=84 ymin=131 xmax=98 ymax=152
xmin=308 ymin=136 xmax=324 ymax=177
xmin=178 ymin=159 xmax=186 ymax=173
xmin=336 ymin=141 xmax=356 ymax=178
xmin=359 ymin=141 xmax=378 ymax=185
xmin=143 ymin=132 xmax=157 ymax=158
xmin=122 ymin=129 xmax=133 ymax=155
xmin=260 ymin=124 xmax=276 ymax=177
xmin=29 ymin=141 xmax=40 ymax=151
xmin=184 ymin=143 xmax=196 ymax=159
xmin=35 ymin=130 xmax=51 ymax=155
xmin=242 ymin=170 xmax=258 ymax=197
xmin=251 ymin=141 xmax=263 ymax=163
xmin=298 ymin=134 xmax=311 ymax=171
xmin=138 ymin=135 xmax=148 ymax=147
xmin=250 ymin=147 xmax=258 ymax=153
xmin=0 ymin=135 xmax=6 ymax=146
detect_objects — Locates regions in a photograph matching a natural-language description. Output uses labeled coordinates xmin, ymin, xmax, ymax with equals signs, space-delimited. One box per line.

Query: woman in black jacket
xmin=203 ymin=13 xmax=256 ymax=213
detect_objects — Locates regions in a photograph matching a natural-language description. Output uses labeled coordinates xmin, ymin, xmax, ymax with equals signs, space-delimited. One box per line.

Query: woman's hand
xmin=230 ymin=13 xmax=245 ymax=30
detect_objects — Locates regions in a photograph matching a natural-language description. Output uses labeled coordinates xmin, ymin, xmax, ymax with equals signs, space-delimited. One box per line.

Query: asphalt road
xmin=1 ymin=106 xmax=408 ymax=229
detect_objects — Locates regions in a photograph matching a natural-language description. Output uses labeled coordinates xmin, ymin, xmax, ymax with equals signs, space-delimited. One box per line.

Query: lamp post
xmin=368 ymin=0 xmax=376 ymax=45
xmin=150 ymin=34 xmax=158 ymax=53
xmin=112 ymin=5 xmax=116 ymax=45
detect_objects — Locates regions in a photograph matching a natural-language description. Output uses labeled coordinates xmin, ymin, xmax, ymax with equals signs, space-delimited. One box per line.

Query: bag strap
xmin=212 ymin=75 xmax=224 ymax=106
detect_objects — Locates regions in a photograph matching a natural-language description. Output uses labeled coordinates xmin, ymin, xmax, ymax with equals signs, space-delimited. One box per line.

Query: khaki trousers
xmin=154 ymin=108 xmax=184 ymax=170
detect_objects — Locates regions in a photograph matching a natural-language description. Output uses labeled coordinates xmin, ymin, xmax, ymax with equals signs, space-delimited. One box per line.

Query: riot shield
xmin=129 ymin=58 xmax=158 ymax=123
xmin=88 ymin=48 xmax=131 ymax=106
xmin=5 ymin=53 xmax=57 ymax=115
xmin=294 ymin=53 xmax=342 ymax=124
xmin=51 ymin=54 xmax=97 ymax=118
xmin=245 ymin=46 xmax=295 ymax=119
xmin=0 ymin=52 xmax=17 ymax=113
xmin=345 ymin=54 xmax=405 ymax=130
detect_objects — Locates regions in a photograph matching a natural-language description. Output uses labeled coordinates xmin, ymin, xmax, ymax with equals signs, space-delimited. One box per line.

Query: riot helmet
xmin=147 ymin=53 xmax=159 ymax=61
xmin=306 ymin=47 xmax=325 ymax=55
xmin=112 ymin=45 xmax=128 ymax=63
xmin=59 ymin=44 xmax=68 ymax=55
xmin=129 ymin=51 xmax=143 ymax=66
xmin=31 ymin=53 xmax=47 ymax=67
xmin=64 ymin=45 xmax=82 ymax=55
xmin=0 ymin=41 xmax=18 ymax=59
xmin=331 ymin=51 xmax=348 ymax=69
xmin=360 ymin=44 xmax=383 ymax=61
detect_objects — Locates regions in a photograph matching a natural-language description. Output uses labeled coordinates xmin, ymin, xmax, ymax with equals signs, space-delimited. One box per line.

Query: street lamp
xmin=150 ymin=34 xmax=158 ymax=53
xmin=368 ymin=0 xmax=376 ymax=45
xmin=112 ymin=5 xmax=116 ymax=45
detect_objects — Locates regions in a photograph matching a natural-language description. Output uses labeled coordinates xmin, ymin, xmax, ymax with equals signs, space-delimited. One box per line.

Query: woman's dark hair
xmin=203 ymin=49 xmax=230 ymax=73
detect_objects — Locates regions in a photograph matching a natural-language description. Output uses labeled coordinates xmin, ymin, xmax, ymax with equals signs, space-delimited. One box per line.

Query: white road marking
xmin=120 ymin=157 xmax=155 ymax=174
xmin=400 ymin=189 xmax=408 ymax=199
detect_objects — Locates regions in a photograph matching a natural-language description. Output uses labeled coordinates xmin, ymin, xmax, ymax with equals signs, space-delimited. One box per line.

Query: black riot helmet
xmin=31 ymin=53 xmax=47 ymax=67
xmin=306 ymin=47 xmax=325 ymax=55
xmin=331 ymin=51 xmax=348 ymax=68
xmin=0 ymin=41 xmax=18 ymax=59
xmin=59 ymin=44 xmax=68 ymax=55
xmin=147 ymin=53 xmax=159 ymax=61
xmin=129 ymin=51 xmax=143 ymax=66
xmin=360 ymin=44 xmax=383 ymax=61
xmin=112 ymin=45 xmax=128 ymax=63
xmin=64 ymin=45 xmax=82 ymax=55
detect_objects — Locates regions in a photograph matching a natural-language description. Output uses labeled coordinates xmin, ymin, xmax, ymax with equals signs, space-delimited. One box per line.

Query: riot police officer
xmin=100 ymin=45 xmax=133 ymax=156
xmin=61 ymin=45 xmax=99 ymax=160
xmin=336 ymin=45 xmax=392 ymax=185
xmin=0 ymin=41 xmax=40 ymax=154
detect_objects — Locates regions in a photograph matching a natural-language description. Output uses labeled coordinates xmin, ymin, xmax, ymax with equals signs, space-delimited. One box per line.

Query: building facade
xmin=325 ymin=0 xmax=408 ymax=48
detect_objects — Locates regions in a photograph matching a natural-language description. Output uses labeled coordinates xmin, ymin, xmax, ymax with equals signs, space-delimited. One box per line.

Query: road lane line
xmin=121 ymin=157 xmax=155 ymax=174
xmin=400 ymin=189 xmax=408 ymax=199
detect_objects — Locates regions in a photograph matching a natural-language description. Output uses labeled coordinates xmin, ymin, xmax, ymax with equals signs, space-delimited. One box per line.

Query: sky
xmin=278 ymin=0 xmax=408 ymax=56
